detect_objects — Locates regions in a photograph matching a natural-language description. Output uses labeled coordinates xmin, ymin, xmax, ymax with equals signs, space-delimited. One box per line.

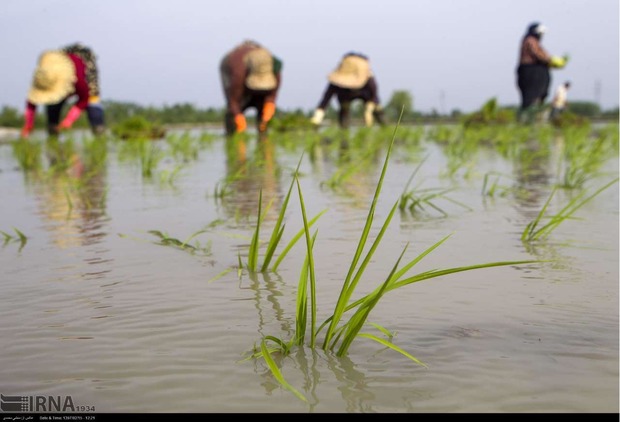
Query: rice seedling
xmin=320 ymin=139 xmax=384 ymax=193
xmin=1 ymin=227 xmax=28 ymax=251
xmin=12 ymin=139 xmax=42 ymax=171
xmin=111 ymin=115 xmax=166 ymax=140
xmin=64 ymin=187 xmax=74 ymax=218
xmin=481 ymin=171 xmax=514 ymax=198
xmin=249 ymin=121 xmax=540 ymax=402
xmin=399 ymin=186 xmax=471 ymax=217
xmin=243 ymin=155 xmax=327 ymax=274
xmin=139 ymin=140 xmax=163 ymax=178
xmin=398 ymin=156 xmax=472 ymax=217
xmin=320 ymin=160 xmax=364 ymax=191
xmin=521 ymin=177 xmax=619 ymax=242
xmin=81 ymin=137 xmax=108 ymax=175
xmin=166 ymin=132 xmax=200 ymax=162
xmin=427 ymin=124 xmax=461 ymax=144
xmin=148 ymin=229 xmax=212 ymax=255
xmin=45 ymin=138 xmax=79 ymax=174
xmin=557 ymin=129 xmax=615 ymax=189
xmin=158 ymin=164 xmax=183 ymax=186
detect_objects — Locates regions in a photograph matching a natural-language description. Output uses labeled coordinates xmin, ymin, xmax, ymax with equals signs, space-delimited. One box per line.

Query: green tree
xmin=0 ymin=106 xmax=23 ymax=127
xmin=384 ymin=90 xmax=413 ymax=121
xmin=567 ymin=101 xmax=601 ymax=117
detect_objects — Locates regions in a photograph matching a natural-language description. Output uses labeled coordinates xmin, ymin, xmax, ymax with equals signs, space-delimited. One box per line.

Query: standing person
xmin=61 ymin=43 xmax=106 ymax=135
xmin=220 ymin=40 xmax=283 ymax=135
xmin=516 ymin=22 xmax=568 ymax=124
xmin=549 ymin=81 xmax=571 ymax=121
xmin=310 ymin=52 xmax=385 ymax=129
xmin=21 ymin=47 xmax=105 ymax=139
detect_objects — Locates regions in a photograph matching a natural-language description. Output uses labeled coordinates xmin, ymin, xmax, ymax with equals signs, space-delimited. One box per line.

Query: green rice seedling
xmin=166 ymin=132 xmax=200 ymax=162
xmin=251 ymin=121 xmax=540 ymax=401
xmin=244 ymin=155 xmax=326 ymax=274
xmin=392 ymin=125 xmax=425 ymax=148
xmin=399 ymin=187 xmax=471 ymax=217
xmin=82 ymin=137 xmax=108 ymax=172
xmin=398 ymin=155 xmax=472 ymax=217
xmin=111 ymin=115 xmax=166 ymax=140
xmin=320 ymin=160 xmax=362 ymax=191
xmin=45 ymin=138 xmax=79 ymax=174
xmin=1 ymin=227 xmax=28 ymax=251
xmin=64 ymin=187 xmax=74 ymax=218
xmin=427 ymin=124 xmax=461 ymax=144
xmin=139 ymin=140 xmax=163 ymax=178
xmin=482 ymin=172 xmax=514 ymax=198
xmin=259 ymin=337 xmax=306 ymax=402
xmin=320 ymin=140 xmax=384 ymax=192
xmin=521 ymin=177 xmax=619 ymax=242
xmin=148 ymin=229 xmax=212 ymax=255
xmin=557 ymin=130 xmax=615 ymax=189
xmin=12 ymin=139 xmax=42 ymax=171
xmin=158 ymin=165 xmax=183 ymax=186
xmin=198 ymin=131 xmax=218 ymax=144
xmin=212 ymin=180 xmax=232 ymax=200
xmin=270 ymin=209 xmax=326 ymax=272
xmin=247 ymin=190 xmax=269 ymax=272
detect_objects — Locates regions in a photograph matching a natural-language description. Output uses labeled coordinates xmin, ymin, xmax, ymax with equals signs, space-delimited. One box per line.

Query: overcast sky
xmin=1 ymin=0 xmax=618 ymax=114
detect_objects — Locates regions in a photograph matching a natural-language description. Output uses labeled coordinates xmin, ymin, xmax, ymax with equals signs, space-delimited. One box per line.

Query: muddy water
xmin=0 ymin=127 xmax=617 ymax=413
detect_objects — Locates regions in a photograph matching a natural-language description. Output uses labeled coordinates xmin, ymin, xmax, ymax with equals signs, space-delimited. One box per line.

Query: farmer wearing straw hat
xmin=516 ymin=22 xmax=568 ymax=124
xmin=220 ymin=40 xmax=283 ymax=135
xmin=61 ymin=43 xmax=106 ymax=135
xmin=21 ymin=47 xmax=105 ymax=138
xmin=310 ymin=52 xmax=385 ymax=129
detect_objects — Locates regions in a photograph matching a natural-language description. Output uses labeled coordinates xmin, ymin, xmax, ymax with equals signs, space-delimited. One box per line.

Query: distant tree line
xmin=0 ymin=91 xmax=617 ymax=129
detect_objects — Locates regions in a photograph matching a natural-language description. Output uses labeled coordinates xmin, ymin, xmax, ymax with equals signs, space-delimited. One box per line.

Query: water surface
xmin=0 ymin=125 xmax=618 ymax=413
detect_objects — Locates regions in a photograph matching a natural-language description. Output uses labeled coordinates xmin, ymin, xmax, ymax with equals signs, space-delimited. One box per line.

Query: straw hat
xmin=28 ymin=51 xmax=76 ymax=105
xmin=328 ymin=55 xmax=372 ymax=89
xmin=245 ymin=48 xmax=277 ymax=90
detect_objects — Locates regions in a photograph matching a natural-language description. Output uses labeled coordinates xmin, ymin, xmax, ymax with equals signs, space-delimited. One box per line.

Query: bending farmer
xmin=220 ymin=40 xmax=283 ymax=135
xmin=310 ymin=52 xmax=385 ymax=129
xmin=21 ymin=46 xmax=105 ymax=138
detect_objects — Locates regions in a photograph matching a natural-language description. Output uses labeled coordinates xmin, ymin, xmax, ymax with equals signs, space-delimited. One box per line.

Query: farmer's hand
xmin=20 ymin=126 xmax=32 ymax=139
xmin=234 ymin=113 xmax=247 ymax=133
xmin=310 ymin=108 xmax=325 ymax=125
xmin=262 ymin=102 xmax=276 ymax=123
xmin=549 ymin=56 xmax=567 ymax=68
xmin=59 ymin=106 xmax=82 ymax=130
xmin=22 ymin=107 xmax=35 ymax=138
xmin=259 ymin=101 xmax=276 ymax=133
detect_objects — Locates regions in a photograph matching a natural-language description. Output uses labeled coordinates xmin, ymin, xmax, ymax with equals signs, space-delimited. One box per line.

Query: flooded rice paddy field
xmin=0 ymin=123 xmax=618 ymax=413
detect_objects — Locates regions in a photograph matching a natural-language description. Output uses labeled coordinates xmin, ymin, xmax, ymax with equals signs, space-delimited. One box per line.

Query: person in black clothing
xmin=310 ymin=52 xmax=385 ymax=129
xmin=516 ymin=23 xmax=567 ymax=123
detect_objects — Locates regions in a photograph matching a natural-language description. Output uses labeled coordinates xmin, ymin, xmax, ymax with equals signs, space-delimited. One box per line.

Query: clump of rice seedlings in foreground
xmin=248 ymin=122 xmax=540 ymax=403
xmin=521 ymin=177 xmax=619 ymax=243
